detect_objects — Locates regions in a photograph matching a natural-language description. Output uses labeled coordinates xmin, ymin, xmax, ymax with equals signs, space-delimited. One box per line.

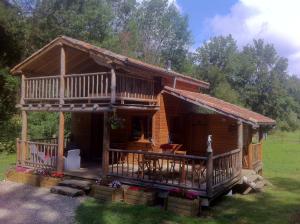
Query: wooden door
xmin=90 ymin=113 xmax=103 ymax=162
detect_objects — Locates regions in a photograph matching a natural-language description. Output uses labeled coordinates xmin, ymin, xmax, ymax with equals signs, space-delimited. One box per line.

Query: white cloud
xmin=207 ymin=0 xmax=300 ymax=76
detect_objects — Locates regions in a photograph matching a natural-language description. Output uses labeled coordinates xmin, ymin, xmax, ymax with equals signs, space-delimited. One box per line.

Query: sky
xmin=172 ymin=0 xmax=300 ymax=76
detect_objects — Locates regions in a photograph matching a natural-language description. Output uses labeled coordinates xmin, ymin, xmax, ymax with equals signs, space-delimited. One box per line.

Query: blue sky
xmin=172 ymin=0 xmax=300 ymax=76
xmin=177 ymin=0 xmax=237 ymax=48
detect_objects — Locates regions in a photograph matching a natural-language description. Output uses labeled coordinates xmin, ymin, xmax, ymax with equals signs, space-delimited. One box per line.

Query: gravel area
xmin=0 ymin=180 xmax=87 ymax=224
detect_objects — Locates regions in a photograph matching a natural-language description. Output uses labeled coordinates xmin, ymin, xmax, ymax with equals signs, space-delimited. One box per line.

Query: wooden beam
xmin=111 ymin=67 xmax=116 ymax=104
xmin=60 ymin=45 xmax=66 ymax=105
xmin=237 ymin=120 xmax=243 ymax=171
xmin=102 ymin=112 xmax=110 ymax=176
xmin=21 ymin=74 xmax=25 ymax=105
xmin=206 ymin=135 xmax=213 ymax=197
xmin=172 ymin=77 xmax=177 ymax=88
xmin=57 ymin=112 xmax=65 ymax=172
xmin=21 ymin=110 xmax=27 ymax=165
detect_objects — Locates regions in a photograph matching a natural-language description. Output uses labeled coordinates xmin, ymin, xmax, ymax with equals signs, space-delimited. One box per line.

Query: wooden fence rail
xmin=108 ymin=148 xmax=208 ymax=191
xmin=16 ymin=139 xmax=58 ymax=170
xmin=212 ymin=149 xmax=241 ymax=189
xmin=24 ymin=76 xmax=60 ymax=100
xmin=22 ymin=72 xmax=157 ymax=104
xmin=247 ymin=143 xmax=262 ymax=169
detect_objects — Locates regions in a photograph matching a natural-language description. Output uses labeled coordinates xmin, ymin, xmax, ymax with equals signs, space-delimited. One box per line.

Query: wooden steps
xmin=240 ymin=169 xmax=266 ymax=194
xmin=50 ymin=179 xmax=92 ymax=197
xmin=50 ymin=186 xmax=85 ymax=197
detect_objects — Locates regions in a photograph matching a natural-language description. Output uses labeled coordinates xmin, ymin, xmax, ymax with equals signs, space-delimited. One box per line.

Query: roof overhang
xmin=162 ymin=86 xmax=276 ymax=128
xmin=10 ymin=36 xmax=210 ymax=89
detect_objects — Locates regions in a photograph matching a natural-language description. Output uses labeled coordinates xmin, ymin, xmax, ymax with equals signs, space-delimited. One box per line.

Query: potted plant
xmin=124 ymin=186 xmax=156 ymax=206
xmin=166 ymin=188 xmax=201 ymax=217
xmin=108 ymin=112 xmax=125 ymax=130
xmin=90 ymin=178 xmax=124 ymax=202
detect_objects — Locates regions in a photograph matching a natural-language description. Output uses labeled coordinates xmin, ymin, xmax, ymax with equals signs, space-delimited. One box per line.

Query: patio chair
xmin=64 ymin=149 xmax=81 ymax=170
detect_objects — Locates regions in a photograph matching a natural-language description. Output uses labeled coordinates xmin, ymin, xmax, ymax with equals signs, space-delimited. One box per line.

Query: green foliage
xmin=195 ymin=36 xmax=300 ymax=131
xmin=28 ymin=112 xmax=71 ymax=140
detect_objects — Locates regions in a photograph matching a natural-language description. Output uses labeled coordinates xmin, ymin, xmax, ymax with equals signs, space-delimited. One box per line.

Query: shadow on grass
xmin=76 ymin=177 xmax=300 ymax=224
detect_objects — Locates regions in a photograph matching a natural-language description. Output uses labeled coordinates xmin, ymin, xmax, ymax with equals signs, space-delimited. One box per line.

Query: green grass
xmin=75 ymin=131 xmax=300 ymax=224
xmin=0 ymin=153 xmax=16 ymax=180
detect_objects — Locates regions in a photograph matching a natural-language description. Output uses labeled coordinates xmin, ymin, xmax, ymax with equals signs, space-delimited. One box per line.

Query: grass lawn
xmin=75 ymin=131 xmax=300 ymax=224
xmin=0 ymin=153 xmax=16 ymax=180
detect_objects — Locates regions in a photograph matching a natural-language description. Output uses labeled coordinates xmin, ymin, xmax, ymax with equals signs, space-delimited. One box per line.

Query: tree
xmin=194 ymin=35 xmax=241 ymax=104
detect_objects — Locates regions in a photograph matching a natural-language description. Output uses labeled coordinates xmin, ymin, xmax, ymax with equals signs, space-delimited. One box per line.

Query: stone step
xmin=50 ymin=185 xmax=85 ymax=197
xmin=58 ymin=179 xmax=92 ymax=191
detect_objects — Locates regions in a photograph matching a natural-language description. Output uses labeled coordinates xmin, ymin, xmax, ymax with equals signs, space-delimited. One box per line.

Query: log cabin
xmin=10 ymin=36 xmax=275 ymax=202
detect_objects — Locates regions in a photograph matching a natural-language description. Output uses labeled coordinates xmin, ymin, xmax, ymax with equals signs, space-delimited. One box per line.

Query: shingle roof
xmin=163 ymin=86 xmax=276 ymax=126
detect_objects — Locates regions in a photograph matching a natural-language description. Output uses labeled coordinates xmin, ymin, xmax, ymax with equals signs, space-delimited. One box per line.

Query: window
xmin=131 ymin=116 xmax=152 ymax=141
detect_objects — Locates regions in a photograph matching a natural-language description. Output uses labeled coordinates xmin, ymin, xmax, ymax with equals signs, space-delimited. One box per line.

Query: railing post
xmin=102 ymin=111 xmax=110 ymax=176
xmin=248 ymin=144 xmax=253 ymax=169
xmin=237 ymin=120 xmax=243 ymax=171
xmin=21 ymin=74 xmax=25 ymax=105
xmin=21 ymin=110 xmax=27 ymax=165
xmin=57 ymin=112 xmax=65 ymax=172
xmin=206 ymin=135 xmax=213 ymax=198
xmin=110 ymin=67 xmax=116 ymax=104
xmin=59 ymin=44 xmax=65 ymax=105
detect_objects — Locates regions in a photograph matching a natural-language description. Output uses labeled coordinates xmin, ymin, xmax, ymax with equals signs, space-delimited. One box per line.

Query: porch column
xmin=110 ymin=67 xmax=116 ymax=104
xmin=57 ymin=112 xmax=65 ymax=172
xmin=59 ymin=44 xmax=65 ymax=105
xmin=206 ymin=135 xmax=213 ymax=197
xmin=21 ymin=110 xmax=27 ymax=165
xmin=237 ymin=120 xmax=243 ymax=171
xmin=57 ymin=44 xmax=66 ymax=172
xmin=102 ymin=111 xmax=110 ymax=176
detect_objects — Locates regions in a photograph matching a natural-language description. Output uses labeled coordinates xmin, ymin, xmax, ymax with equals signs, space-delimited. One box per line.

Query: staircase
xmin=240 ymin=169 xmax=267 ymax=195
xmin=50 ymin=179 xmax=92 ymax=197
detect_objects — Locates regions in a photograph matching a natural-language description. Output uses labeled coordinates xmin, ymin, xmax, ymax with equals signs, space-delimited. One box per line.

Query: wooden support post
xmin=237 ymin=120 xmax=243 ymax=171
xmin=57 ymin=112 xmax=65 ymax=172
xmin=111 ymin=67 xmax=116 ymax=104
xmin=206 ymin=135 xmax=213 ymax=198
xmin=59 ymin=45 xmax=66 ymax=105
xmin=258 ymin=127 xmax=263 ymax=162
xmin=102 ymin=112 xmax=110 ymax=176
xmin=21 ymin=74 xmax=25 ymax=105
xmin=172 ymin=77 xmax=177 ymax=88
xmin=21 ymin=110 xmax=27 ymax=165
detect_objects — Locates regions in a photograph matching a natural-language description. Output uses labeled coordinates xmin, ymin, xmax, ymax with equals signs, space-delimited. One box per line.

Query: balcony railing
xmin=23 ymin=72 xmax=157 ymax=105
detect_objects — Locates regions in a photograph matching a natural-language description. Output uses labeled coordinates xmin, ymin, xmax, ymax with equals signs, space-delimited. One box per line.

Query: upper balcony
xmin=20 ymin=71 xmax=159 ymax=112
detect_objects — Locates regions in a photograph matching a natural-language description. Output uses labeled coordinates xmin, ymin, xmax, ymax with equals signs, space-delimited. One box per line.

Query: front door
xmin=90 ymin=113 xmax=103 ymax=162
xmin=190 ymin=114 xmax=208 ymax=156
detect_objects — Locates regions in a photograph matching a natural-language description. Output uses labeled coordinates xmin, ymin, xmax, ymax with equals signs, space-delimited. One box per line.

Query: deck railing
xmin=246 ymin=143 xmax=262 ymax=170
xmin=24 ymin=76 xmax=60 ymax=100
xmin=108 ymin=149 xmax=208 ymax=191
xmin=108 ymin=148 xmax=242 ymax=196
xmin=212 ymin=149 xmax=241 ymax=189
xmin=23 ymin=72 xmax=157 ymax=104
xmin=16 ymin=139 xmax=58 ymax=170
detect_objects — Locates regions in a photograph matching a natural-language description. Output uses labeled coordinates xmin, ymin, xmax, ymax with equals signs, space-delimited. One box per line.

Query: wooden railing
xmin=108 ymin=149 xmax=208 ymax=191
xmin=24 ymin=76 xmax=60 ymax=100
xmin=212 ymin=149 xmax=241 ymax=189
xmin=64 ymin=72 xmax=111 ymax=100
xmin=16 ymin=139 xmax=58 ymax=170
xmin=116 ymin=74 xmax=156 ymax=102
xmin=22 ymin=72 xmax=157 ymax=104
xmin=247 ymin=143 xmax=262 ymax=170
xmin=108 ymin=148 xmax=242 ymax=196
